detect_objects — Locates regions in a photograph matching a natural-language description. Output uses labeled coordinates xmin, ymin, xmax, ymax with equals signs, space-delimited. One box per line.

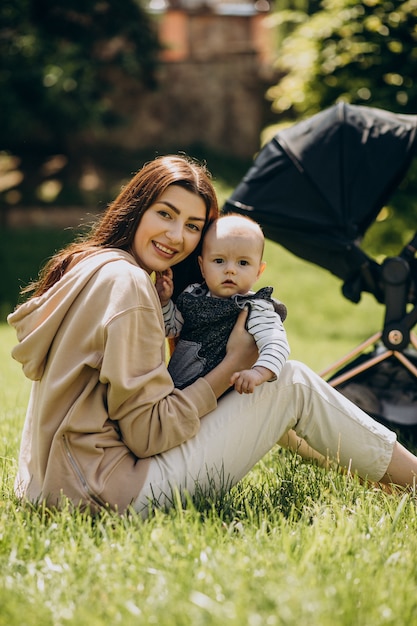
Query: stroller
xmin=224 ymin=102 xmax=417 ymax=440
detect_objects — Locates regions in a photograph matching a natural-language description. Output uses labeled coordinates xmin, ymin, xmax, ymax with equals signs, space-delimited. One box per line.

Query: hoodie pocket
xmin=62 ymin=434 xmax=107 ymax=509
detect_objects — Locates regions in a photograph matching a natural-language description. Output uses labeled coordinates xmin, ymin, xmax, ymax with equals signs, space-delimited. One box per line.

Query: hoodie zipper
xmin=62 ymin=434 xmax=106 ymax=508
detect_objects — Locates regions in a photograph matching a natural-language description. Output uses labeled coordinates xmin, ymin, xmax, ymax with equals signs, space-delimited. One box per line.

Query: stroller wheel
xmin=337 ymin=383 xmax=382 ymax=416
xmin=336 ymin=379 xmax=417 ymax=447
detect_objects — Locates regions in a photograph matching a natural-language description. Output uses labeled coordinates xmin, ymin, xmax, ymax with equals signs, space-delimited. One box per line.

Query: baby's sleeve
xmin=246 ymin=301 xmax=290 ymax=379
xmin=161 ymin=299 xmax=184 ymax=338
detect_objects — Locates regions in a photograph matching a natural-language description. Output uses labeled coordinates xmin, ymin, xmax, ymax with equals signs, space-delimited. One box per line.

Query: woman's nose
xmin=166 ymin=224 xmax=183 ymax=244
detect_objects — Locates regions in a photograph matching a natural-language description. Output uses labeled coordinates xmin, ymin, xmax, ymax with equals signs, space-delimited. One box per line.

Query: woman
xmin=8 ymin=155 xmax=417 ymax=516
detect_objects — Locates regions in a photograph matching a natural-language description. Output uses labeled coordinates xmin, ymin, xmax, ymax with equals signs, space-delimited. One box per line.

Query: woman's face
xmin=131 ymin=185 xmax=207 ymax=273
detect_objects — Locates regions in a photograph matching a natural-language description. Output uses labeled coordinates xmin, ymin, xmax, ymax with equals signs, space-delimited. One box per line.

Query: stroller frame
xmin=320 ymin=233 xmax=417 ymax=429
xmin=320 ymin=332 xmax=417 ymax=389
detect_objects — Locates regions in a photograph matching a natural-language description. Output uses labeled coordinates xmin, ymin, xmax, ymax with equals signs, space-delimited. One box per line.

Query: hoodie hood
xmin=8 ymin=249 xmax=138 ymax=381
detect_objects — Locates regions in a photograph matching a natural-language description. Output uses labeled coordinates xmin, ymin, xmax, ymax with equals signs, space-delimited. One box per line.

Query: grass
xmin=2 ymin=237 xmax=417 ymax=626
xmin=0 ymin=227 xmax=83 ymax=319
xmin=1 ymin=168 xmax=416 ymax=625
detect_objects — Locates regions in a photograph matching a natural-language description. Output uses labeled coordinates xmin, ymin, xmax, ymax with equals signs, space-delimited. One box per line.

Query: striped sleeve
xmin=246 ymin=301 xmax=290 ymax=379
xmin=161 ymin=299 xmax=184 ymax=338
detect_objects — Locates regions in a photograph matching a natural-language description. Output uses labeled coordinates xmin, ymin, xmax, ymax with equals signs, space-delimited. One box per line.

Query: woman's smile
xmin=152 ymin=240 xmax=178 ymax=258
xmin=131 ymin=185 xmax=207 ymax=273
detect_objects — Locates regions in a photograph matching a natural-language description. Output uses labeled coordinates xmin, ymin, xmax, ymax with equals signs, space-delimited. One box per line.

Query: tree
xmin=0 ymin=0 xmax=161 ymax=206
xmin=268 ymin=0 xmax=417 ymax=119
xmin=265 ymin=0 xmax=417 ymax=246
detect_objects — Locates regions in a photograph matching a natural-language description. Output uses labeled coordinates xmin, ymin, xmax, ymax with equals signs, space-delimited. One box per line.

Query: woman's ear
xmin=257 ymin=261 xmax=267 ymax=278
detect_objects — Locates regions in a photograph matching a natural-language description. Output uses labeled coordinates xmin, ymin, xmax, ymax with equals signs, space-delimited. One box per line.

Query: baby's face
xmin=198 ymin=231 xmax=265 ymax=298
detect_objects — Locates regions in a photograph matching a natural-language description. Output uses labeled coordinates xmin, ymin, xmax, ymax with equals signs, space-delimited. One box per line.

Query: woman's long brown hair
xmin=22 ymin=155 xmax=219 ymax=300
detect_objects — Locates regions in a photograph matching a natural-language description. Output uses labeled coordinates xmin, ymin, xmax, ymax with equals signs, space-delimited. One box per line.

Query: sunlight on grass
xmin=0 ymin=326 xmax=30 ymax=465
xmin=1 ymin=243 xmax=417 ymax=626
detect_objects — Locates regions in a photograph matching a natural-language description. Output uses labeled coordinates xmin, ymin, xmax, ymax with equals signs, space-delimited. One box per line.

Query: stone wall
xmin=104 ymin=10 xmax=276 ymax=159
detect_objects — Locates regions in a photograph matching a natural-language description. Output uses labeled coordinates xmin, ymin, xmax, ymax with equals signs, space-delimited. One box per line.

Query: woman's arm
xmin=100 ymin=274 xmax=257 ymax=457
xmin=204 ymin=309 xmax=258 ymax=398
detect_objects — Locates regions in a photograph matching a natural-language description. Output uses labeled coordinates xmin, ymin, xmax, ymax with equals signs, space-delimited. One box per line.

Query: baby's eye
xmin=239 ymin=260 xmax=250 ymax=266
xmin=213 ymin=258 xmax=224 ymax=264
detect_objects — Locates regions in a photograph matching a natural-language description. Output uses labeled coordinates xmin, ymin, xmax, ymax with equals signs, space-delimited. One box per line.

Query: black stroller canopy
xmin=224 ymin=102 xmax=417 ymax=303
xmin=225 ymin=103 xmax=417 ymax=435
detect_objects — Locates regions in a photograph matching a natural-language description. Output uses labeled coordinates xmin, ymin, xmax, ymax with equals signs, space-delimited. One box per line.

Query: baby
xmin=156 ymin=213 xmax=290 ymax=394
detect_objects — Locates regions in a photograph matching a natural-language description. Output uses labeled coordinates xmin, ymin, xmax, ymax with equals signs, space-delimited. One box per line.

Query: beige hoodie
xmin=8 ymin=249 xmax=217 ymax=513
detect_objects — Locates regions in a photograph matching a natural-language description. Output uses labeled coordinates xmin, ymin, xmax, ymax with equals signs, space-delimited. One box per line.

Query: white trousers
xmin=133 ymin=360 xmax=396 ymax=516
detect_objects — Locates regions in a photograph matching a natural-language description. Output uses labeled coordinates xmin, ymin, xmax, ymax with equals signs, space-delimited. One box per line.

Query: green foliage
xmin=265 ymin=0 xmax=417 ymax=239
xmin=0 ymin=0 xmax=160 ymax=149
xmin=0 ymin=1 xmax=161 ymax=211
xmin=269 ymin=0 xmax=417 ymax=118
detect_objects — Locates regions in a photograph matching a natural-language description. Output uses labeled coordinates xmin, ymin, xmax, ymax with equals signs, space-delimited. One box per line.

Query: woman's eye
xmin=186 ymin=223 xmax=201 ymax=232
xmin=158 ymin=210 xmax=171 ymax=219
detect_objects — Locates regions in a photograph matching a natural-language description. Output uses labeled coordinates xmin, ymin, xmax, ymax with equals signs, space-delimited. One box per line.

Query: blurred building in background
xmin=107 ymin=0 xmax=275 ymax=158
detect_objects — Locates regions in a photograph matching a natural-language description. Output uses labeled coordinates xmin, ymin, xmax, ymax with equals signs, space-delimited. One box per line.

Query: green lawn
xmin=1 ymin=240 xmax=417 ymax=626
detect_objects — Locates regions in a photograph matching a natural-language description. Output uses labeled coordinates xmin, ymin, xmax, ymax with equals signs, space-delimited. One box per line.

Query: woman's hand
xmin=204 ymin=310 xmax=258 ymax=398
xmin=225 ymin=309 xmax=258 ymax=370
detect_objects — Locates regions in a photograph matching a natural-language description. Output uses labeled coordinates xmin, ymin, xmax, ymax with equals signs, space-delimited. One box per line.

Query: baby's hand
xmin=230 ymin=366 xmax=273 ymax=394
xmin=155 ymin=269 xmax=174 ymax=305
